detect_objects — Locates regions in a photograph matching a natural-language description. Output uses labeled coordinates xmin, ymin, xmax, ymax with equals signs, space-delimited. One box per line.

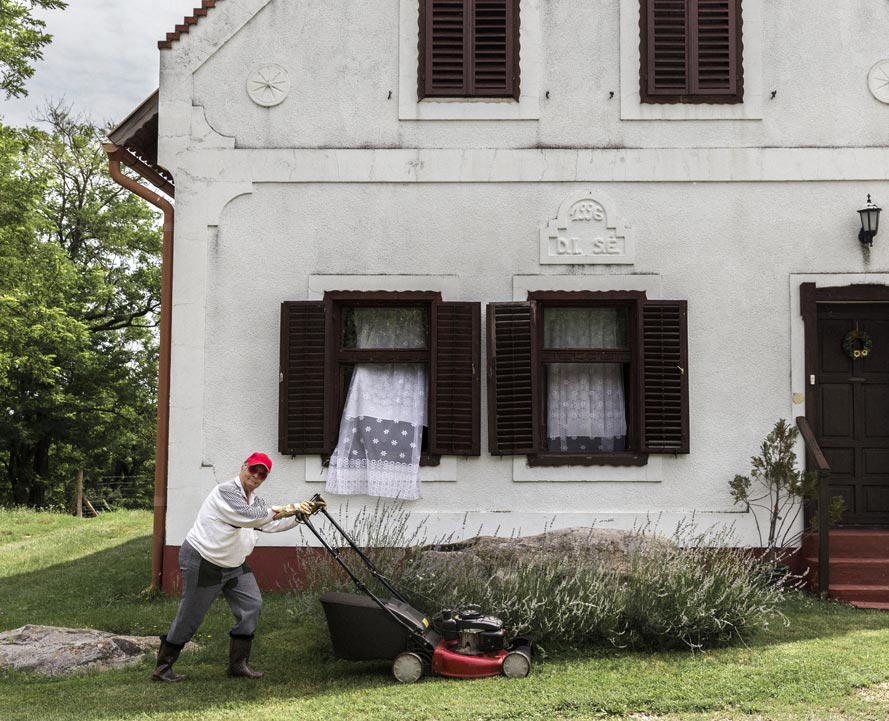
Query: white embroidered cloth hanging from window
xmin=545 ymin=307 xmax=627 ymax=452
xmin=325 ymin=308 xmax=427 ymax=499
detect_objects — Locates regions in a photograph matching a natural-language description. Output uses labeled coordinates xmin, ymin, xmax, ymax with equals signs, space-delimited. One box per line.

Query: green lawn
xmin=1 ymin=509 xmax=888 ymax=721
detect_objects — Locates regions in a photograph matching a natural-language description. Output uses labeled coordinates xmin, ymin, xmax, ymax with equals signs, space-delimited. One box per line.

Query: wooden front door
xmin=815 ymin=303 xmax=889 ymax=526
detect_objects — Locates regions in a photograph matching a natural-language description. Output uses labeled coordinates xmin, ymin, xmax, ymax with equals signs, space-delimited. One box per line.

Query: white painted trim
xmin=512 ymin=456 xmax=664 ymax=482
xmin=191 ymin=106 xmax=235 ymax=148
xmin=619 ymin=0 xmax=763 ymax=120
xmin=512 ymin=273 xmax=663 ymax=300
xmin=398 ymin=0 xmax=542 ymax=120
xmin=181 ymin=147 xmax=889 ymax=184
xmin=308 ymin=274 xmax=461 ymax=299
xmin=161 ymin=0 xmax=273 ymax=73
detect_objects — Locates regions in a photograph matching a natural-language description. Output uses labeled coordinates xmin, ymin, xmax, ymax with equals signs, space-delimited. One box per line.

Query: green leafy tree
xmin=0 ymin=104 xmax=161 ymax=507
xmin=0 ymin=0 xmax=67 ymax=99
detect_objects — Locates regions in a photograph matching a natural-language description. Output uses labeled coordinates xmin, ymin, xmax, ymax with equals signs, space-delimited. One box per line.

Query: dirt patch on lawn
xmin=855 ymin=680 xmax=889 ymax=704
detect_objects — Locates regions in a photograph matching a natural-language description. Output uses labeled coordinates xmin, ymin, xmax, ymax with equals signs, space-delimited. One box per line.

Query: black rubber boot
xmin=227 ymin=635 xmax=263 ymax=679
xmin=152 ymin=636 xmax=186 ymax=682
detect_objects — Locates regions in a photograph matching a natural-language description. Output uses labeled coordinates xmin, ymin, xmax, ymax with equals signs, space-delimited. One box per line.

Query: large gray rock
xmin=440 ymin=527 xmax=668 ymax=557
xmin=0 ymin=625 xmax=168 ymax=676
xmin=409 ymin=527 xmax=673 ymax=578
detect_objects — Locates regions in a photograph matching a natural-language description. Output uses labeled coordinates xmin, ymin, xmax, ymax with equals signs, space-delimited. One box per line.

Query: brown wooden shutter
xmin=487 ymin=302 xmax=539 ymax=455
xmin=419 ymin=0 xmax=519 ymax=99
xmin=644 ymin=0 xmax=688 ymax=96
xmin=641 ymin=300 xmax=689 ymax=454
xmin=694 ymin=0 xmax=740 ymax=94
xmin=279 ymin=301 xmax=327 ymax=455
xmin=641 ymin=0 xmax=742 ymax=103
xmin=421 ymin=0 xmax=468 ymax=97
xmin=473 ymin=0 xmax=518 ymax=97
xmin=430 ymin=302 xmax=481 ymax=455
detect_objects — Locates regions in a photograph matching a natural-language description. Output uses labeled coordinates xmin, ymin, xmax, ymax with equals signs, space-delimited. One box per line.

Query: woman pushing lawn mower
xmin=152 ymin=453 xmax=531 ymax=684
xmin=153 ymin=452 xmax=325 ymax=682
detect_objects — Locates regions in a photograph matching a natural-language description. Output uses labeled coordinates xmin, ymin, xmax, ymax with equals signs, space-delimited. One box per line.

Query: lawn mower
xmin=300 ymin=494 xmax=533 ymax=683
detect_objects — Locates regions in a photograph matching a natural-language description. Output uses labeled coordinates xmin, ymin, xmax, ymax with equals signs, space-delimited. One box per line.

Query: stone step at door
xmin=801 ymin=529 xmax=889 ymax=608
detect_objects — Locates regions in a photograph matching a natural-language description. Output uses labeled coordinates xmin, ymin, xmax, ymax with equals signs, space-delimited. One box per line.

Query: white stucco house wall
xmin=108 ymin=0 xmax=889 ymax=594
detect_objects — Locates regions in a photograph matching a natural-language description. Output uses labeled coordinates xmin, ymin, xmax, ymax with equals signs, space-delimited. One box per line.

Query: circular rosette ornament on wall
xmin=867 ymin=59 xmax=889 ymax=104
xmin=246 ymin=64 xmax=291 ymax=107
xmin=843 ymin=328 xmax=873 ymax=360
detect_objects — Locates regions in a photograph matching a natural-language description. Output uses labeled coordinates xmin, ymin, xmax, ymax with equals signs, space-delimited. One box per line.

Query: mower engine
xmin=422 ymin=605 xmax=532 ymax=682
xmin=433 ymin=606 xmax=508 ymax=655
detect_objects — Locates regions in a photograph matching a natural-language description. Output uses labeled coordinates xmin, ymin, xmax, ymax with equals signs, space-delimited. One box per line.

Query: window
xmin=418 ymin=0 xmax=520 ymax=100
xmin=279 ymin=292 xmax=480 ymax=459
xmin=640 ymin=0 xmax=743 ymax=104
xmin=487 ymin=292 xmax=689 ymax=465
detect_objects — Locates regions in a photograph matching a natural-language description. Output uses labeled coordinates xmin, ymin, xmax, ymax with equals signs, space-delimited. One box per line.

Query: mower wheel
xmin=501 ymin=648 xmax=532 ymax=678
xmin=392 ymin=652 xmax=424 ymax=683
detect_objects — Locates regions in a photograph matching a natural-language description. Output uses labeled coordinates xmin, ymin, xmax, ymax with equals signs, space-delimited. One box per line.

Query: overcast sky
xmin=1 ymin=0 xmax=193 ymax=129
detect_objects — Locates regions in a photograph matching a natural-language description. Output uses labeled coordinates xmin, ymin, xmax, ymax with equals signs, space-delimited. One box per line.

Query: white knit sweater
xmin=185 ymin=476 xmax=298 ymax=568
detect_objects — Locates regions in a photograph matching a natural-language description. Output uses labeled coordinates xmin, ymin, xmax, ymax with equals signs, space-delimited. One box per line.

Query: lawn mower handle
xmin=299 ymin=498 xmax=426 ymax=640
xmin=306 ymin=493 xmax=408 ymax=604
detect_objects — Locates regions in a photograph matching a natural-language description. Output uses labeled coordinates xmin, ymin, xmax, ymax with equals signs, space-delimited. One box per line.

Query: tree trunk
xmin=9 ymin=445 xmax=32 ymax=505
xmin=7 ymin=439 xmax=51 ymax=507
xmin=29 ymin=437 xmax=50 ymax=507
xmin=75 ymin=470 xmax=83 ymax=518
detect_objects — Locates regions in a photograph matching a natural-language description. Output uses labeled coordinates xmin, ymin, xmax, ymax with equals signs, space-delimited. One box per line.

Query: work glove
xmin=273 ymin=500 xmax=314 ymax=521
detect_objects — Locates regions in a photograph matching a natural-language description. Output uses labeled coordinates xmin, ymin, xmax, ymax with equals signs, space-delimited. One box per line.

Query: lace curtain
xmin=545 ymin=307 xmax=627 ymax=452
xmin=325 ymin=308 xmax=427 ymax=500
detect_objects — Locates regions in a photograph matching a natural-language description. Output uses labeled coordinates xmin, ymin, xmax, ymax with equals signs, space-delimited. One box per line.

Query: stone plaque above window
xmin=539 ymin=191 xmax=635 ymax=265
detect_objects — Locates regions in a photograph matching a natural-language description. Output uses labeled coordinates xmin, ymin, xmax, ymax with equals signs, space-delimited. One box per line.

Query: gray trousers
xmin=166 ymin=540 xmax=262 ymax=646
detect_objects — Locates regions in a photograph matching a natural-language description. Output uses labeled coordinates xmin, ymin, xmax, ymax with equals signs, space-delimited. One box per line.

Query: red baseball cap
xmin=244 ymin=452 xmax=272 ymax=472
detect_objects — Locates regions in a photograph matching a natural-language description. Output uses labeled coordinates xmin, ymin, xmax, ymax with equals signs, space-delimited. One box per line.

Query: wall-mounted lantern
xmin=858 ymin=194 xmax=882 ymax=246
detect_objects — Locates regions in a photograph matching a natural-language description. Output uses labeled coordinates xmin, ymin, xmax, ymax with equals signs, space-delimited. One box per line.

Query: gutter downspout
xmin=103 ymin=143 xmax=174 ymax=592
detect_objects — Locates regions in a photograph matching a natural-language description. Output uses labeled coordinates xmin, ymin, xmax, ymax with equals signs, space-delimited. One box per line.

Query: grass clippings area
xmin=1 ymin=508 xmax=888 ymax=721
